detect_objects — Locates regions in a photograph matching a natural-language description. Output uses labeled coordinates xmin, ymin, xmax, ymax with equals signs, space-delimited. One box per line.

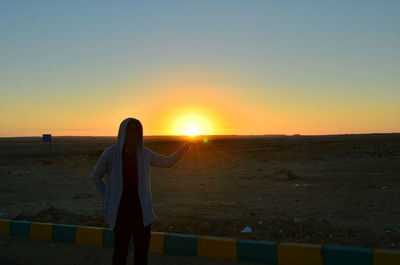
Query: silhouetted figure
xmin=92 ymin=118 xmax=190 ymax=265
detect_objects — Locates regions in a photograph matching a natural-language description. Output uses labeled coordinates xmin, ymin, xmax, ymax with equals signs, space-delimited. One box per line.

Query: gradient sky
xmin=1 ymin=0 xmax=399 ymax=136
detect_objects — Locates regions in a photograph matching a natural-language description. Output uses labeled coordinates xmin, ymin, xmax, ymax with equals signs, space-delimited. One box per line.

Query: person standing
xmin=92 ymin=118 xmax=190 ymax=265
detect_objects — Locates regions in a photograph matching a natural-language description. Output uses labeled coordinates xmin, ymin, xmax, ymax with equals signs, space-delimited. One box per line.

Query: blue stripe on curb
xmin=10 ymin=220 xmax=31 ymax=237
xmin=164 ymin=233 xmax=199 ymax=256
xmin=51 ymin=224 xmax=76 ymax=243
xmin=323 ymin=245 xmax=373 ymax=265
xmin=238 ymin=239 xmax=277 ymax=264
xmin=103 ymin=228 xmax=114 ymax=247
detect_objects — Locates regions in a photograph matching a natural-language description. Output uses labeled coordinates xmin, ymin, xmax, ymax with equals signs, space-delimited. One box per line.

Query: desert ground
xmin=1 ymin=133 xmax=399 ymax=252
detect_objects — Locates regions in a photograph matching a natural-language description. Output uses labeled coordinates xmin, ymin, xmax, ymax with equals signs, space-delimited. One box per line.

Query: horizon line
xmin=1 ymin=132 xmax=399 ymax=139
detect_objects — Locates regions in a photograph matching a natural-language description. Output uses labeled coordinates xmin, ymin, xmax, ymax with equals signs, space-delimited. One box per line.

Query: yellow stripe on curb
xmin=30 ymin=222 xmax=52 ymax=241
xmin=278 ymin=242 xmax=322 ymax=265
xmin=75 ymin=226 xmax=104 ymax=246
xmin=0 ymin=219 xmax=10 ymax=235
xmin=374 ymin=249 xmax=400 ymax=265
xmin=198 ymin=236 xmax=237 ymax=261
xmin=150 ymin=232 xmax=167 ymax=253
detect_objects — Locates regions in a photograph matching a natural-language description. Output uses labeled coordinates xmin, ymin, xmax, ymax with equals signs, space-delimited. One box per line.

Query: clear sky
xmin=1 ymin=0 xmax=399 ymax=136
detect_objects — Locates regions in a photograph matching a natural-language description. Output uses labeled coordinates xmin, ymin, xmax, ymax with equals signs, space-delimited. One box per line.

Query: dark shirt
xmin=122 ymin=150 xmax=139 ymax=196
xmin=119 ymin=150 xmax=142 ymax=221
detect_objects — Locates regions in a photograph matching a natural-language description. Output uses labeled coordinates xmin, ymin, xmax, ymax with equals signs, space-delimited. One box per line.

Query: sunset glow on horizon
xmin=1 ymin=1 xmax=399 ymax=137
xmin=173 ymin=115 xmax=211 ymax=136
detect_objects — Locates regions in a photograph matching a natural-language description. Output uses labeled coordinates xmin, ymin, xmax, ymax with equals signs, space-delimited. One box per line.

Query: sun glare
xmin=184 ymin=124 xmax=201 ymax=136
xmin=173 ymin=114 xmax=211 ymax=136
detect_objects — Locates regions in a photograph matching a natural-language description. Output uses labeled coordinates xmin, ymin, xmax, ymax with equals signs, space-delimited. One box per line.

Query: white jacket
xmin=91 ymin=118 xmax=185 ymax=229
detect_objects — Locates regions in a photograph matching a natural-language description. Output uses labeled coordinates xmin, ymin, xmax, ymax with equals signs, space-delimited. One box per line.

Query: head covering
xmin=117 ymin=117 xmax=132 ymax=151
xmin=117 ymin=117 xmax=144 ymax=154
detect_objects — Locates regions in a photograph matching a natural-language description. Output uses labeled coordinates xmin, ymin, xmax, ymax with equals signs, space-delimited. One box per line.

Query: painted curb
xmin=75 ymin=226 xmax=104 ymax=246
xmin=237 ymin=239 xmax=277 ymax=264
xmin=103 ymin=228 xmax=114 ymax=247
xmin=164 ymin=233 xmax=199 ymax=256
xmin=0 ymin=219 xmax=10 ymax=235
xmin=150 ymin=231 xmax=167 ymax=253
xmin=197 ymin=235 xmax=237 ymax=261
xmin=278 ymin=242 xmax=322 ymax=265
xmin=323 ymin=245 xmax=373 ymax=265
xmin=52 ymin=224 xmax=76 ymax=243
xmin=30 ymin=222 xmax=52 ymax=241
xmin=10 ymin=220 xmax=31 ymax=237
xmin=373 ymin=249 xmax=400 ymax=265
xmin=1 ymin=219 xmax=399 ymax=264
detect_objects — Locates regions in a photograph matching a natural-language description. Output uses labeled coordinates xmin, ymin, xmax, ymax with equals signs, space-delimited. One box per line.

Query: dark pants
xmin=113 ymin=198 xmax=151 ymax=265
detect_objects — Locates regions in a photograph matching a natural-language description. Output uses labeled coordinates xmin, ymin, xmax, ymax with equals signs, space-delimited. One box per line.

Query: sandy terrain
xmin=1 ymin=134 xmax=399 ymax=251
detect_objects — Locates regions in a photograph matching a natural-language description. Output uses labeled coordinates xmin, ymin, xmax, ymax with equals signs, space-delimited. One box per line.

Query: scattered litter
xmin=381 ymin=186 xmax=388 ymax=190
xmin=241 ymin=226 xmax=252 ymax=233
xmin=13 ymin=208 xmax=24 ymax=219
xmin=257 ymin=220 xmax=263 ymax=225
xmin=384 ymin=228 xmax=400 ymax=233
xmin=293 ymin=183 xmax=309 ymax=188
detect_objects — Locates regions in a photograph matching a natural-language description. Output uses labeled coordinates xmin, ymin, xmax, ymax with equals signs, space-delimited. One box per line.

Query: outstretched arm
xmin=150 ymin=143 xmax=191 ymax=168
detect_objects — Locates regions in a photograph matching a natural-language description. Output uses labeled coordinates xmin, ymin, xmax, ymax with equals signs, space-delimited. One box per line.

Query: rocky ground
xmin=1 ymin=134 xmax=399 ymax=249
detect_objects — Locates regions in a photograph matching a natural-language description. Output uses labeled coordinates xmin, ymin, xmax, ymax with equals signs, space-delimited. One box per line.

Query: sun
xmin=183 ymin=124 xmax=200 ymax=136
xmin=173 ymin=115 xmax=211 ymax=136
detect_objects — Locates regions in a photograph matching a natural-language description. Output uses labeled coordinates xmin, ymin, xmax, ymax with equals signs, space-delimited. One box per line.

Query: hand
xmin=182 ymin=142 xmax=191 ymax=153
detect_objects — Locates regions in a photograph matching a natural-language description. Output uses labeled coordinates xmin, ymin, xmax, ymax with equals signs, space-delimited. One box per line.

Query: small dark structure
xmin=42 ymin=134 xmax=52 ymax=152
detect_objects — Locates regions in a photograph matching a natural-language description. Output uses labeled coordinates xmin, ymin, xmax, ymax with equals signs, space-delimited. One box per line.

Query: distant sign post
xmin=42 ymin=134 xmax=52 ymax=152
